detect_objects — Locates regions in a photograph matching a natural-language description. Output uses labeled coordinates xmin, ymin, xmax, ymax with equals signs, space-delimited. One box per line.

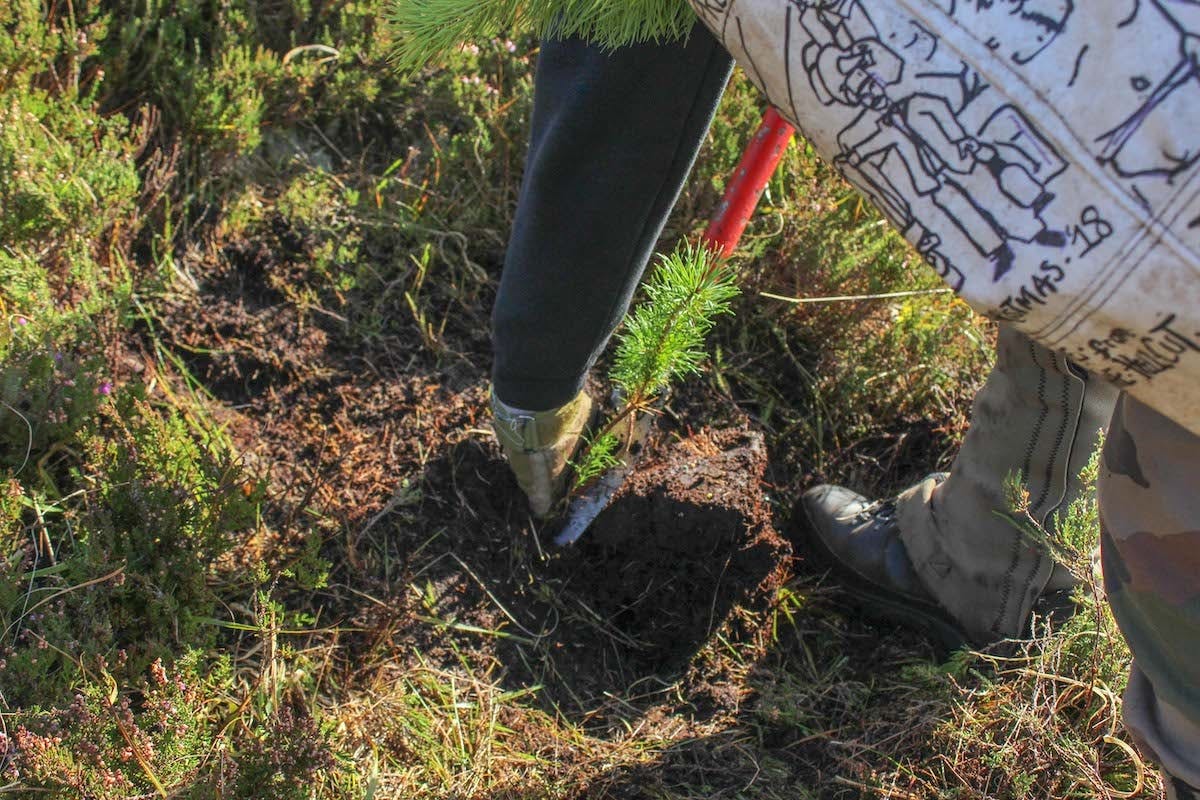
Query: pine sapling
xmin=570 ymin=241 xmax=739 ymax=491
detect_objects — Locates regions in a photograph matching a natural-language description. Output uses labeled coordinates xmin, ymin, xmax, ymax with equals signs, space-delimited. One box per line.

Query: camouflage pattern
xmin=1101 ymin=394 xmax=1200 ymax=788
xmin=894 ymin=339 xmax=1200 ymax=788
xmin=897 ymin=324 xmax=1119 ymax=641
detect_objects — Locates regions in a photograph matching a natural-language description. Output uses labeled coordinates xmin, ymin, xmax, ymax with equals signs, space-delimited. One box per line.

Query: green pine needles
xmin=388 ymin=0 xmax=696 ymax=73
xmin=571 ymin=241 xmax=739 ymax=490
xmin=570 ymin=430 xmax=622 ymax=490
xmin=612 ymin=242 xmax=739 ymax=397
xmin=390 ymin=0 xmax=716 ymax=493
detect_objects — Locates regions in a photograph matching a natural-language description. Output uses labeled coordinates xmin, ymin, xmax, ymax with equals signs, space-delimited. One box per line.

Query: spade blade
xmin=552 ymin=407 xmax=655 ymax=546
xmin=553 ymin=462 xmax=631 ymax=546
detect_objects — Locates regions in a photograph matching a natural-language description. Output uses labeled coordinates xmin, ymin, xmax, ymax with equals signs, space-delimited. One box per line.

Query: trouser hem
xmin=491 ymin=373 xmax=588 ymax=412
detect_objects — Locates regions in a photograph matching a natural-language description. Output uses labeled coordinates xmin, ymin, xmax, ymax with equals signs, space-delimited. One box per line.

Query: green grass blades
xmin=388 ymin=0 xmax=696 ymax=73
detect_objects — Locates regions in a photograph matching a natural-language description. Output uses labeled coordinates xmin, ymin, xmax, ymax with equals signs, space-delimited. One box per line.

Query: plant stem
xmin=568 ymin=246 xmax=725 ymax=495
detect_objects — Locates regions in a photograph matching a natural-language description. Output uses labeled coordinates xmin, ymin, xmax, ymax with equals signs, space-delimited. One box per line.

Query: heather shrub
xmin=0 ymin=389 xmax=259 ymax=706
xmin=3 ymin=652 xmax=341 ymax=799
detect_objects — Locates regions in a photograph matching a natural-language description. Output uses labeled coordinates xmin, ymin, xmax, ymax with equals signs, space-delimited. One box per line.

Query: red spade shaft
xmin=701 ymin=106 xmax=795 ymax=257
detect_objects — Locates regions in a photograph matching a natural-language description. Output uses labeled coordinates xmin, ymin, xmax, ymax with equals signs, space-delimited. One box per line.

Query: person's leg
xmin=804 ymin=325 xmax=1120 ymax=645
xmin=1100 ymin=394 xmax=1200 ymax=794
xmin=491 ymin=24 xmax=733 ymax=412
xmin=895 ymin=325 xmax=1120 ymax=641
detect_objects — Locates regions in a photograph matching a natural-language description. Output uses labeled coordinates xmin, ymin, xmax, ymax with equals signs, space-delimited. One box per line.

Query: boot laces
xmin=852 ymin=498 xmax=897 ymax=527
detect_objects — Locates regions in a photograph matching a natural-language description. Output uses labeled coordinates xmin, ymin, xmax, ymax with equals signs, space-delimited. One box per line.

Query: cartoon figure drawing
xmin=963 ymin=0 xmax=1075 ymax=65
xmin=792 ymin=0 xmax=1068 ymax=282
xmin=1098 ymin=0 xmax=1200 ymax=182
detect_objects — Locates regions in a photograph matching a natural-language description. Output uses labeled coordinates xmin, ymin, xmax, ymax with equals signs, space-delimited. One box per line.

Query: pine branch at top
xmin=388 ymin=0 xmax=697 ymax=73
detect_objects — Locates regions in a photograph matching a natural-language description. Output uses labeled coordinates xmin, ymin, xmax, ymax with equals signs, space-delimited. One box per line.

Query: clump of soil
xmin=552 ymin=425 xmax=792 ymax=674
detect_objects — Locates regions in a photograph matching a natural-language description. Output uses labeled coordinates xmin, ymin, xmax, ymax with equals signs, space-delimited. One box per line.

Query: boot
xmin=801 ymin=325 xmax=1119 ymax=645
xmin=800 ymin=476 xmax=972 ymax=651
xmin=491 ymin=390 xmax=594 ymax=518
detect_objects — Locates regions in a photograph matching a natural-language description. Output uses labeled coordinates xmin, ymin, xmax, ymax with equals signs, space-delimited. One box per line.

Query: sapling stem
xmin=568 ymin=240 xmax=738 ymax=494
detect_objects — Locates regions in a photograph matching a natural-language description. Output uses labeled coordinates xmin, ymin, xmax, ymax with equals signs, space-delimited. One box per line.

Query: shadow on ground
xmin=154 ymin=231 xmax=969 ymax=797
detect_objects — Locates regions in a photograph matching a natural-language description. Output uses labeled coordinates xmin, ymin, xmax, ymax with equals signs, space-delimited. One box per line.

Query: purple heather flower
xmin=98 ymin=381 xmax=113 ymax=396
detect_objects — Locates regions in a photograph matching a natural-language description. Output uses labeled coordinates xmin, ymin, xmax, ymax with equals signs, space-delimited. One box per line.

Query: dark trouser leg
xmin=491 ymin=24 xmax=733 ymax=411
xmin=1101 ymin=395 xmax=1200 ymax=790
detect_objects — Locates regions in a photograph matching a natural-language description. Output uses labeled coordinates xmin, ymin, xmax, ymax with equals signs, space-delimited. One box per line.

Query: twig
xmin=282 ymin=44 xmax=341 ymax=65
xmin=1102 ymin=735 xmax=1146 ymax=799
xmin=447 ymin=553 xmax=552 ymax=642
xmin=832 ymin=775 xmax=924 ymax=800
xmin=760 ymin=288 xmax=952 ymax=304
xmin=356 ymin=478 xmax=417 ymax=543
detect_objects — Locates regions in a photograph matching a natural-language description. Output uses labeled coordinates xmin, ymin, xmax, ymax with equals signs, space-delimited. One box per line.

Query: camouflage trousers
xmin=1102 ymin=396 xmax=1200 ymax=792
xmin=897 ymin=326 xmax=1200 ymax=789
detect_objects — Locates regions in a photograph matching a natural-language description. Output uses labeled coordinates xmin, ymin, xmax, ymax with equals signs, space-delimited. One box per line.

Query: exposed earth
xmin=139 ymin=209 xmax=977 ymax=796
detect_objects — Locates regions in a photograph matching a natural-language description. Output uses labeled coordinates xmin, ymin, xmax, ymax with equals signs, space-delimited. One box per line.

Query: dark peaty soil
xmin=145 ymin=209 xmax=965 ymax=762
xmin=566 ymin=426 xmax=791 ymax=668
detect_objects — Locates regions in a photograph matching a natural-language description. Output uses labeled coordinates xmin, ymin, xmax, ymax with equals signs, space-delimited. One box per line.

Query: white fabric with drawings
xmin=687 ymin=0 xmax=1200 ymax=433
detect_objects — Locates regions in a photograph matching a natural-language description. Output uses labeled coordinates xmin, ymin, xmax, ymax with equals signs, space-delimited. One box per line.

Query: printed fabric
xmin=688 ymin=0 xmax=1200 ymax=434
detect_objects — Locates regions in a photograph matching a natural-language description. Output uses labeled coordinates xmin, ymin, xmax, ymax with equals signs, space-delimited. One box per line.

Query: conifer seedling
xmin=388 ymin=0 xmax=696 ymax=73
xmin=388 ymin=0 xmax=751 ymax=499
xmin=569 ymin=241 xmax=739 ymax=494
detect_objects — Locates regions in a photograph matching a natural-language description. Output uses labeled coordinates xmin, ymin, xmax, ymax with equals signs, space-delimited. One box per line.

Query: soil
xmin=141 ymin=211 xmax=968 ymax=789
xmin=561 ymin=426 xmax=791 ymax=673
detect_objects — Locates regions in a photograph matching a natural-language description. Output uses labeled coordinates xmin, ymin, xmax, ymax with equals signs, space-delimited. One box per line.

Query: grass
xmin=0 ymin=1 xmax=1161 ymax=798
